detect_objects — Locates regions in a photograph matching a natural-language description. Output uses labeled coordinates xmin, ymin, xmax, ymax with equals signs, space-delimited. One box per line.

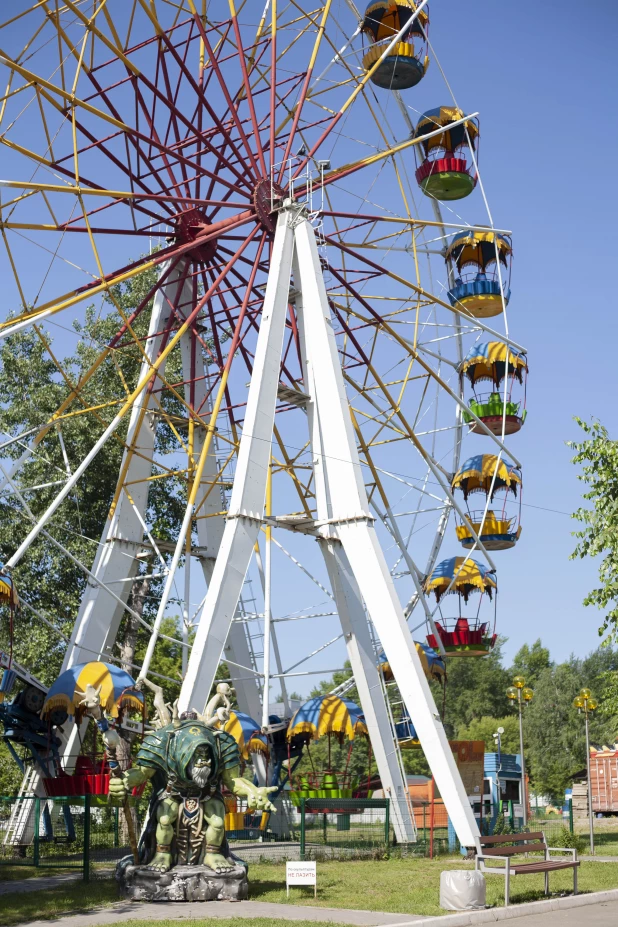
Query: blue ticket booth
xmin=483 ymin=753 xmax=524 ymax=831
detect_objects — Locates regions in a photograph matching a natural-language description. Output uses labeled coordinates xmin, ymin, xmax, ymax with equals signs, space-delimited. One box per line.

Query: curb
xmin=377 ymin=887 xmax=618 ymax=926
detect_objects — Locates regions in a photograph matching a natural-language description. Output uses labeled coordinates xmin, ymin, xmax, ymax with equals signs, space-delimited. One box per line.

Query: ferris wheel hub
xmin=253 ymin=179 xmax=285 ymax=234
xmin=173 ymin=208 xmax=218 ymax=264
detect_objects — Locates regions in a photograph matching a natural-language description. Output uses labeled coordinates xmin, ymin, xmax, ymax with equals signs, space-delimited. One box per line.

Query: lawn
xmin=0 ymin=881 xmax=117 ymax=927
xmin=246 ymin=857 xmax=618 ymax=916
xmin=0 ymin=856 xmax=617 ymax=925
xmin=0 ymin=866 xmax=75 ymax=881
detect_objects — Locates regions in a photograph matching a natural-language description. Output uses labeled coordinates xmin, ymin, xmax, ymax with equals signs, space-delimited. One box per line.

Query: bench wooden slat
xmin=481 ymin=843 xmax=546 ymax=857
xmin=478 ymin=831 xmax=545 ymax=845
xmin=511 ymin=860 xmax=580 ymax=874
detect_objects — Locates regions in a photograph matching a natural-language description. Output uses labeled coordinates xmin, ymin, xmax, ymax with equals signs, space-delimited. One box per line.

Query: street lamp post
xmin=573 ymin=688 xmax=598 ymax=854
xmin=507 ymin=675 xmax=534 ymax=827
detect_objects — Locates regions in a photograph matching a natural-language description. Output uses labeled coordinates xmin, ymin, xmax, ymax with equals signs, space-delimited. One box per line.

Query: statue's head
xmin=188 ymin=742 xmax=214 ymax=788
xmin=180 ymin=710 xmax=198 ymax=721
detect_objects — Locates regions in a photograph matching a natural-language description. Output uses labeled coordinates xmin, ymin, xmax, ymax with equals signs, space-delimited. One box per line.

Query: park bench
xmin=474 ymin=831 xmax=579 ymax=906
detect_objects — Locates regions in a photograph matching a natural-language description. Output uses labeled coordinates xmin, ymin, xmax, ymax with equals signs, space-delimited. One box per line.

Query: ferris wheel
xmin=0 ymin=1 xmax=526 ymax=849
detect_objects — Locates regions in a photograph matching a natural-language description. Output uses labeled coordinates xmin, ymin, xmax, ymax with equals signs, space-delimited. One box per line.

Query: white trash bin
xmin=439 ymin=869 xmax=486 ymax=911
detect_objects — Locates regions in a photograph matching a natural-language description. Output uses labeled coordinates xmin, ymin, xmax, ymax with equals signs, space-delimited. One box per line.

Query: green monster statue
xmin=110 ymin=681 xmax=276 ymax=874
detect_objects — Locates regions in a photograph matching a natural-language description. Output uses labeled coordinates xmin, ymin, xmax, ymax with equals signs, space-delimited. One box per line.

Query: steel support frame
xmin=63 ymin=260 xmax=185 ymax=674
xmin=180 ymin=208 xmax=296 ymax=712
xmin=178 ymin=204 xmax=480 ymax=848
xmin=292 ymin=240 xmax=415 ymax=843
xmin=60 ymin=256 xmax=263 ymax=740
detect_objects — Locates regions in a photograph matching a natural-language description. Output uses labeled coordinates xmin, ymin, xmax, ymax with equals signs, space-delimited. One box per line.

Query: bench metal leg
xmin=544 ymin=871 xmax=549 ymax=896
xmin=574 ymin=867 xmax=578 ymax=895
xmin=505 ymin=868 xmax=510 ymax=907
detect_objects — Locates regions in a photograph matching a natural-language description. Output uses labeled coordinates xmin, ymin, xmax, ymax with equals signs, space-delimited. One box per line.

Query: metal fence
xmin=7 ymin=794 xmax=585 ymax=877
xmin=0 ymin=794 xmax=147 ymax=880
xmin=299 ymin=798 xmax=390 ymax=860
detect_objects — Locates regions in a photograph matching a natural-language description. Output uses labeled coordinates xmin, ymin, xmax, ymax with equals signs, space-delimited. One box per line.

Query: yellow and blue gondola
xmin=460 ymin=342 xmax=528 ymax=435
xmin=446 ymin=229 xmax=512 ymax=318
xmin=451 ymin=455 xmax=522 ymax=550
xmin=361 ymin=1 xmax=429 ymax=90
xmin=424 ymin=557 xmax=497 ymax=656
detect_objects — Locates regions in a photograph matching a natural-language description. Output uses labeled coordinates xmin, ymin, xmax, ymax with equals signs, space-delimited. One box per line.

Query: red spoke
xmin=230 ymin=13 xmax=267 ymax=177
xmin=190 ymin=13 xmax=262 ymax=179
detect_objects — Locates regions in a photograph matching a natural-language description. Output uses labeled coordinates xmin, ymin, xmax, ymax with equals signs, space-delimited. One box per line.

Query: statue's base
xmin=116 ymin=862 xmax=248 ymax=902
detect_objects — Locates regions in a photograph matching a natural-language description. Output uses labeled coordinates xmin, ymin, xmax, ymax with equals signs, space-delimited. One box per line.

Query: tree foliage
xmin=457 ymin=716 xmax=520 ymax=754
xmin=510 ymin=639 xmax=552 ymax=687
xmin=569 ymin=417 xmax=618 ymax=641
xmin=0 ymin=264 xmax=188 ymax=684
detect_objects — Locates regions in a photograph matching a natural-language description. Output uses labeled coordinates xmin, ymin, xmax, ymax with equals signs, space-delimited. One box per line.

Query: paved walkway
xmin=462 ymin=900 xmax=618 ymax=926
xmin=11 ymin=897 xmax=618 ymax=927
xmin=18 ymin=900 xmax=417 ymax=927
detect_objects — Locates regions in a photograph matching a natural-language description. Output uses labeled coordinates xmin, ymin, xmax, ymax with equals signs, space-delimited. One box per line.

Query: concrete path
xmin=486 ymin=899 xmax=618 ymax=925
xmin=18 ymin=900 xmax=417 ymax=927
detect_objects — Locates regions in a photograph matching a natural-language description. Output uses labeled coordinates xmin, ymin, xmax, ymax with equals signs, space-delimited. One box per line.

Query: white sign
xmin=286 ymin=861 xmax=317 ymax=898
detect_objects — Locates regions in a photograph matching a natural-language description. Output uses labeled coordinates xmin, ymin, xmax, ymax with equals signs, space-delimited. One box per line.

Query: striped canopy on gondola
xmin=451 ymin=454 xmax=521 ymax=500
xmin=287 ymin=695 xmax=368 ymax=743
xmin=362 ymin=0 xmax=428 ymax=42
xmin=41 ymin=661 xmax=143 ymax=722
xmin=424 ymin=557 xmax=496 ymax=603
xmin=218 ymin=710 xmax=268 ymax=759
xmin=460 ymin=342 xmax=528 ymax=387
xmin=414 ymin=106 xmax=478 ymax=154
xmin=446 ymin=229 xmax=512 ymax=270
xmin=0 ymin=569 xmax=18 ymax=606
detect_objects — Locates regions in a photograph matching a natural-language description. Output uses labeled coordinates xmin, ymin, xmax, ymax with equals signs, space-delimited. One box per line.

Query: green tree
xmin=441 ymin=638 xmax=513 ymax=737
xmin=569 ymin=418 xmax=618 ymax=641
xmin=510 ymin=639 xmax=552 ymax=687
xmin=457 ymin=715 xmax=520 ymax=754
xmin=523 ymin=651 xmax=618 ymax=800
xmin=0 ymin=263 xmax=189 ymax=684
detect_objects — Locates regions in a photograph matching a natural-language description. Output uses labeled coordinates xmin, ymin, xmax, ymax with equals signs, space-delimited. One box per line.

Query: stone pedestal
xmin=117 ymin=862 xmax=248 ymax=902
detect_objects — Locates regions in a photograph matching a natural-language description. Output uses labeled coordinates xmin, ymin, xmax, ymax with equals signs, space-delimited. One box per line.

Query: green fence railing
xmin=299 ymin=798 xmax=390 ymax=860
xmin=0 ymin=794 xmax=147 ymax=879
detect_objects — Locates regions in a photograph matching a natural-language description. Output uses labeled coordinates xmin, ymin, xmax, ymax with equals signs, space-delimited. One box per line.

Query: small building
xmin=572 ymin=744 xmax=618 ymax=815
xmin=483 ymin=752 xmax=525 ymax=829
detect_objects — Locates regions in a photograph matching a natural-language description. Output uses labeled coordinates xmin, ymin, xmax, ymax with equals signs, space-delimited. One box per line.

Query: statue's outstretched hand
xmin=252 ymin=785 xmax=278 ymax=812
xmin=232 ymin=778 xmax=278 ymax=812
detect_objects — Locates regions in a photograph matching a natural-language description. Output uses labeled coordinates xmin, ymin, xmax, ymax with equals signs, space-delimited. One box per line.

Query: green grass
xmin=0 ymin=866 xmax=76 ymax=882
xmin=1 ymin=856 xmax=617 ymax=925
xmin=247 ymin=857 xmax=618 ymax=917
xmin=0 ymin=881 xmax=117 ymax=926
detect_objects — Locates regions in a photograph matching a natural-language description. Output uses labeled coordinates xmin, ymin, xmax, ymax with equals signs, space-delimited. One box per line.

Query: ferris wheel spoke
xmin=188 ymin=11 xmax=263 ymax=181
xmin=229 ymin=9 xmax=267 ymax=177
xmin=192 ymin=232 xmax=268 ymax=420
xmin=276 ymin=1 xmax=333 ymax=180
xmin=0 ymin=210 xmax=255 ymax=339
xmin=5 ymin=223 xmax=262 ymax=571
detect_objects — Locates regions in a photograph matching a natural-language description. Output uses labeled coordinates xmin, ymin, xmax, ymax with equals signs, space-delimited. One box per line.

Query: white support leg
xmin=293 ymin=217 xmax=479 ymax=848
xmin=319 ymin=537 xmax=416 ymax=843
xmin=178 ymin=209 xmax=295 ymax=714
xmin=293 ymin=244 xmax=416 ymax=843
xmin=178 ymin=331 xmax=263 ymax=720
xmin=62 ymin=260 xmax=188 ymax=672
